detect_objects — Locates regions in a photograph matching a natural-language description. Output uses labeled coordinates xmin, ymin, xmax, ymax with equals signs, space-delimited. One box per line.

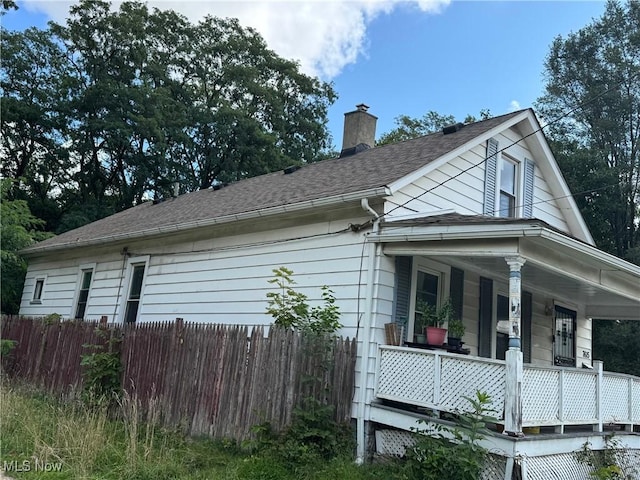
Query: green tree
xmin=0 ymin=180 xmax=52 ymax=314
xmin=1 ymin=0 xmax=336 ymax=234
xmin=593 ymin=320 xmax=640 ymax=377
xmin=0 ymin=26 xmax=72 ymax=230
xmin=377 ymin=109 xmax=490 ymax=146
xmin=536 ymin=0 xmax=640 ymax=377
xmin=536 ymin=0 xmax=640 ymax=264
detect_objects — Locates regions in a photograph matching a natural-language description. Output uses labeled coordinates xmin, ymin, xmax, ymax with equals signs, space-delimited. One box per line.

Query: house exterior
xmin=19 ymin=105 xmax=640 ymax=478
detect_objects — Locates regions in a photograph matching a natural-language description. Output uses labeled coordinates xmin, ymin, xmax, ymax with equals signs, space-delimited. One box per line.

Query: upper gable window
xmin=484 ymin=138 xmax=535 ymax=219
xmin=499 ymin=157 xmax=518 ymax=218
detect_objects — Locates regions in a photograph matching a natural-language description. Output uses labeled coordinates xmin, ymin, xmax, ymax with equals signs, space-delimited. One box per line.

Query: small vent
xmin=442 ymin=122 xmax=465 ymax=135
xmin=283 ymin=165 xmax=301 ymax=174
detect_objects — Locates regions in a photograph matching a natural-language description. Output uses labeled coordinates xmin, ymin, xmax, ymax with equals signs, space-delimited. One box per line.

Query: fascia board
xmin=368 ymin=223 xmax=545 ymax=243
xmin=22 ymin=186 xmax=390 ymax=256
xmin=538 ymin=228 xmax=640 ymax=278
xmin=371 ymin=222 xmax=640 ymax=279
xmin=387 ymin=110 xmax=531 ymax=194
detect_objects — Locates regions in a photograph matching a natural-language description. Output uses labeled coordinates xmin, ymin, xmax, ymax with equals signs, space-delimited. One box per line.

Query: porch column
xmin=504 ymin=256 xmax=526 ymax=437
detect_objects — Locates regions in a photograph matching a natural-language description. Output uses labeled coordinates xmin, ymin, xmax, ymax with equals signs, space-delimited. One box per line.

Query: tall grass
xmin=0 ymin=384 xmax=399 ymax=479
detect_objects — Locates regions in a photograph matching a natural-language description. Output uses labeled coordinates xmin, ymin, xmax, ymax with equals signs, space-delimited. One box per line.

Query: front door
xmin=553 ymin=305 xmax=576 ymax=366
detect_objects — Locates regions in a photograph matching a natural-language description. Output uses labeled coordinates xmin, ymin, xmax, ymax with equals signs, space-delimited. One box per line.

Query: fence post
xmin=174 ymin=318 xmax=184 ymax=345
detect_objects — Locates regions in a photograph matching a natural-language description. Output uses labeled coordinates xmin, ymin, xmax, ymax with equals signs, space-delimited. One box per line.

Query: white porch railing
xmin=376 ymin=345 xmax=640 ymax=431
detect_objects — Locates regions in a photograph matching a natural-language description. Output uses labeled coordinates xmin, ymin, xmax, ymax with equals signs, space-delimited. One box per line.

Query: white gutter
xmin=22 ymin=186 xmax=391 ymax=256
xmin=356 ymin=198 xmax=381 ymax=464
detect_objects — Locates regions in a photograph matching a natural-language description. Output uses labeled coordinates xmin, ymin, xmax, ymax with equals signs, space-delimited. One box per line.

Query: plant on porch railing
xmin=402 ymin=391 xmax=497 ymax=480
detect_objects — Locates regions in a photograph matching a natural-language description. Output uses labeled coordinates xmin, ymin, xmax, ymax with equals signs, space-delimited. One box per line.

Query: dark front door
xmin=553 ymin=305 xmax=576 ymax=366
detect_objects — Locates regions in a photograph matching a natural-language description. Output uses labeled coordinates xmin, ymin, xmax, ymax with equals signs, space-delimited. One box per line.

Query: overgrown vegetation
xmin=249 ymin=397 xmax=354 ymax=471
xmin=575 ymin=434 xmax=639 ymax=479
xmin=266 ymin=266 xmax=341 ymax=334
xmin=80 ymin=327 xmax=123 ymax=407
xmin=0 ymin=385 xmax=398 ymax=480
xmin=401 ymin=391 xmax=497 ymax=480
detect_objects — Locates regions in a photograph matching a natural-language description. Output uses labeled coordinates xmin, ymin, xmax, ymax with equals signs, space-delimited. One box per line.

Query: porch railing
xmin=376 ymin=345 xmax=640 ymax=431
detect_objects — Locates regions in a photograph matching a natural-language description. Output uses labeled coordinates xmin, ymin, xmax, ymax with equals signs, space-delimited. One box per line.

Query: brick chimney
xmin=340 ymin=103 xmax=377 ymax=158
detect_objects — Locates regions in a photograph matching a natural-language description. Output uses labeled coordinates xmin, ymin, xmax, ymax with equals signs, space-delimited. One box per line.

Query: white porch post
xmin=504 ymin=256 xmax=525 ymax=437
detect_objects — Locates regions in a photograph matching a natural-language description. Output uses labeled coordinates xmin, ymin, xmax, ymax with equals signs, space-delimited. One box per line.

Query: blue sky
xmin=1 ymin=1 xmax=606 ymax=150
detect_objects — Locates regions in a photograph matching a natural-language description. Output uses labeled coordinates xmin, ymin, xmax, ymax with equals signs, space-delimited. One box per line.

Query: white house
xmin=19 ymin=105 xmax=640 ymax=478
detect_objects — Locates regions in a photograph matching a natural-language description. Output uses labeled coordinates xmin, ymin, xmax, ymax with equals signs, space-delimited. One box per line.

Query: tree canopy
xmin=535 ymin=0 xmax=640 ymax=264
xmin=377 ymin=109 xmax=491 ymax=146
xmin=1 ymin=0 xmax=336 ymax=233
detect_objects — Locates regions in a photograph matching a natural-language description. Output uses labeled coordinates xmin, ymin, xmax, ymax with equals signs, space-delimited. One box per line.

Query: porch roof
xmin=370 ymin=214 xmax=640 ymax=320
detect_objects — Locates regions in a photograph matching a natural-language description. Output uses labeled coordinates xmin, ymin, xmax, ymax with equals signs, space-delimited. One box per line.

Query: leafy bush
xmin=81 ymin=328 xmax=122 ymax=407
xmin=250 ymin=397 xmax=354 ymax=469
xmin=402 ymin=391 xmax=496 ymax=480
xmin=266 ymin=266 xmax=341 ymax=334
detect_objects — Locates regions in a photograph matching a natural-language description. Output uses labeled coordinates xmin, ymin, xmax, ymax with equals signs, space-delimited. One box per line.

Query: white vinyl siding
xmin=19 ymin=215 xmax=375 ymax=339
xmin=385 ymin=127 xmax=571 ymax=233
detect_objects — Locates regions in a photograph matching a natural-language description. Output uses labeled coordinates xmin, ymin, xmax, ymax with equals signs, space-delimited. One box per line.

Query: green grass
xmin=0 ymin=385 xmax=399 ymax=480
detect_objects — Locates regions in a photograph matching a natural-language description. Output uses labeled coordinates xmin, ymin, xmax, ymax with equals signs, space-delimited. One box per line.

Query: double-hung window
xmin=484 ymin=138 xmax=536 ymax=218
xmin=31 ymin=277 xmax=45 ymax=303
xmin=74 ymin=268 xmax=94 ymax=319
xmin=409 ymin=259 xmax=450 ymax=338
xmin=124 ymin=263 xmax=146 ymax=323
xmin=499 ymin=157 xmax=517 ymax=218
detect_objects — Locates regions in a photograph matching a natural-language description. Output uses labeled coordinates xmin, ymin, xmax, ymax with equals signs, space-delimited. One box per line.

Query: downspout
xmin=356 ymin=198 xmax=381 ymax=464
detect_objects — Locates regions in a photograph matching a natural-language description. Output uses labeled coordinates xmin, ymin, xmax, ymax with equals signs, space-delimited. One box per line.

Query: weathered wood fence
xmin=0 ymin=316 xmax=357 ymax=441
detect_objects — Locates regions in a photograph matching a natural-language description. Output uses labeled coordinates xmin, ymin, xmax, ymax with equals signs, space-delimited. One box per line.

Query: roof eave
xmin=369 ymin=222 xmax=640 ymax=278
xmin=21 ymin=186 xmax=391 ymax=256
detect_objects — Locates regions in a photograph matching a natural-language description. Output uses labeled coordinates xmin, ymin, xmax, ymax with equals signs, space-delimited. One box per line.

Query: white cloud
xmin=19 ymin=0 xmax=450 ymax=79
xmin=509 ymin=100 xmax=521 ymax=111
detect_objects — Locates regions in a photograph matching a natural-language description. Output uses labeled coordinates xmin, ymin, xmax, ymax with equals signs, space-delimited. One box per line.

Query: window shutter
xmin=449 ymin=267 xmax=464 ymax=321
xmin=523 ymin=158 xmax=535 ymax=218
xmin=483 ymin=139 xmax=499 ymax=216
xmin=478 ymin=276 xmax=493 ymax=358
xmin=393 ymin=256 xmax=412 ymax=343
xmin=522 ymin=290 xmax=532 ymax=363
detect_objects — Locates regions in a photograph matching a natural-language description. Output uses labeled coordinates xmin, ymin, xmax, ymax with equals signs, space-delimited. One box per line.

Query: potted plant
xmin=416 ymin=299 xmax=448 ymax=346
xmin=413 ymin=307 xmax=429 ymax=343
xmin=447 ymin=317 xmax=465 ymax=349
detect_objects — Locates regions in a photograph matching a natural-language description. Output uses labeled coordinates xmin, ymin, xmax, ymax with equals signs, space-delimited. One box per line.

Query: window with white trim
xmin=484 ymin=138 xmax=536 ymax=219
xmin=74 ymin=268 xmax=94 ymax=319
xmin=498 ymin=157 xmax=518 ymax=218
xmin=409 ymin=259 xmax=450 ymax=339
xmin=124 ymin=263 xmax=146 ymax=323
xmin=31 ymin=277 xmax=45 ymax=303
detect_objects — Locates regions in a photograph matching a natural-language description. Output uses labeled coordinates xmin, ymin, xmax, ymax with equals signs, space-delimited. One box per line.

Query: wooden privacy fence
xmin=1 ymin=316 xmax=357 ymax=441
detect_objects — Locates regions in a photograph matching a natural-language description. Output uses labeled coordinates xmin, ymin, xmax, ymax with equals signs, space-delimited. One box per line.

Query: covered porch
xmin=365 ymin=215 xmax=640 ymax=476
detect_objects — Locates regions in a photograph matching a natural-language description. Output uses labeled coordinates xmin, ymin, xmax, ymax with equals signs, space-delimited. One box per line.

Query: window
xmin=124 ymin=264 xmax=146 ymax=323
xmin=499 ymin=158 xmax=517 ymax=217
xmin=32 ymin=277 xmax=45 ymax=303
xmin=74 ymin=269 xmax=93 ymax=319
xmin=409 ymin=259 xmax=450 ymax=339
xmin=484 ymin=138 xmax=536 ymax=219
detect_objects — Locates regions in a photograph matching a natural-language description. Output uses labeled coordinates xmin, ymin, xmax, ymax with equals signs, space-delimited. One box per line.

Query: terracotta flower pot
xmin=426 ymin=326 xmax=447 ymax=346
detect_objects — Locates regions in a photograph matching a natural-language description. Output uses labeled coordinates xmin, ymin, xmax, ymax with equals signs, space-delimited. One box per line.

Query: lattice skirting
xmin=374 ymin=429 xmax=640 ymax=480
xmin=374 ymin=429 xmax=506 ymax=480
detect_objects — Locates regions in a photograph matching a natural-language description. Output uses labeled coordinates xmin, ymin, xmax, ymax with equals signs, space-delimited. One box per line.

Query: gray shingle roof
xmin=25 ymin=110 xmax=526 ymax=253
